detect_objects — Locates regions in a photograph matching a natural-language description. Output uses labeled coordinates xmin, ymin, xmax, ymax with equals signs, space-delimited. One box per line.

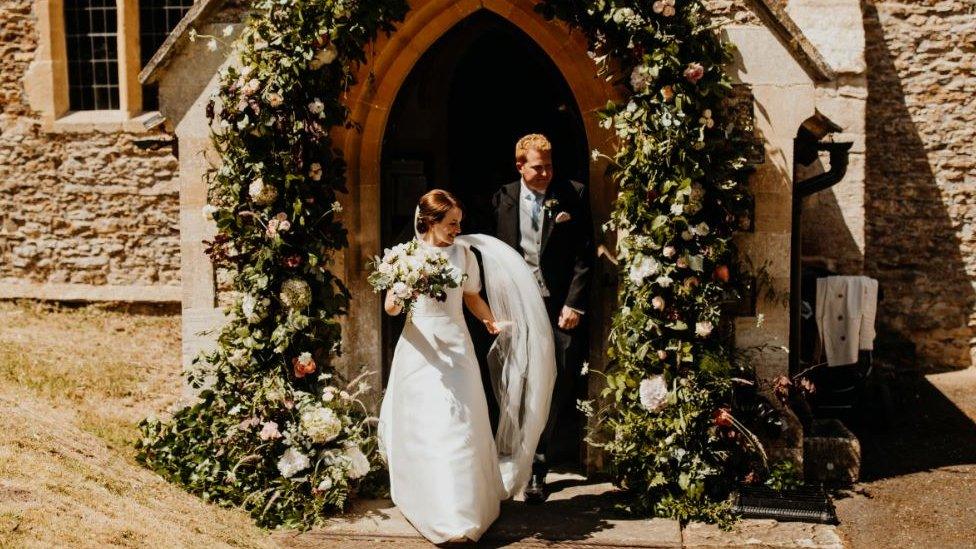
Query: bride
xmin=377 ymin=189 xmax=556 ymax=544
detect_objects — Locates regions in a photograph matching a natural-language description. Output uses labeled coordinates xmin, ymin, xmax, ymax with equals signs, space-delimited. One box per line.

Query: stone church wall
xmin=862 ymin=0 xmax=976 ymax=369
xmin=0 ymin=0 xmax=180 ymax=301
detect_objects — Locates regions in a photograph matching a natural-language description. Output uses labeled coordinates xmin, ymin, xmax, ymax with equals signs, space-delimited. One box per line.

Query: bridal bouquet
xmin=367 ymin=239 xmax=465 ymax=311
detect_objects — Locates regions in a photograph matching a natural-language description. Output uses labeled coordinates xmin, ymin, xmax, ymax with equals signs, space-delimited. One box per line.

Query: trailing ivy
xmin=536 ymin=0 xmax=756 ymax=525
xmin=136 ymin=0 xmax=408 ymax=529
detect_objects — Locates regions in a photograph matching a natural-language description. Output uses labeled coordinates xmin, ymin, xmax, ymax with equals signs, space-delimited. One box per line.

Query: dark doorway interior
xmin=380 ymin=10 xmax=589 ymax=468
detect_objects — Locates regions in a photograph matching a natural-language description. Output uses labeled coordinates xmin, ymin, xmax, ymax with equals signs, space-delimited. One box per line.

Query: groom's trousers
xmin=533 ymin=297 xmax=586 ymax=474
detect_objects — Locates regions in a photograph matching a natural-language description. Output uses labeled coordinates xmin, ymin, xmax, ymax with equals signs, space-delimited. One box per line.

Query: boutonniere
xmin=542 ymin=198 xmax=560 ymax=218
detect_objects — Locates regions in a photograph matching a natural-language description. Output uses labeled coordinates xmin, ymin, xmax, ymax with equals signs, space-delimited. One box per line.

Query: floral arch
xmin=138 ymin=0 xmax=758 ymax=530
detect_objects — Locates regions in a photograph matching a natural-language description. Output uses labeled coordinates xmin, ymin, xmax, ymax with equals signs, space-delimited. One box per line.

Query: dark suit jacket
xmin=490 ymin=179 xmax=594 ymax=313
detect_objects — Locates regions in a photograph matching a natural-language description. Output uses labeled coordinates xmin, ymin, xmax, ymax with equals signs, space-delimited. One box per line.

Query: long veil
xmin=456 ymin=234 xmax=556 ymax=498
xmin=412 ymin=209 xmax=555 ymax=498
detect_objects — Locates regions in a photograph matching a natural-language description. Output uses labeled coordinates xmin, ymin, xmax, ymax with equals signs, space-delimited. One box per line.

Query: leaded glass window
xmin=65 ymin=0 xmax=120 ymax=110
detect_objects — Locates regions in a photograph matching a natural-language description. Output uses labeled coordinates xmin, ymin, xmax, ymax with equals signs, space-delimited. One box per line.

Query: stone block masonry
xmin=0 ymin=0 xmax=180 ymax=302
xmin=863 ymin=0 xmax=976 ymax=369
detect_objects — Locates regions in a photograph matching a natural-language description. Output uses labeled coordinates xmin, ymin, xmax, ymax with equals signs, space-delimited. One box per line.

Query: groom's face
xmin=518 ymin=149 xmax=553 ymax=189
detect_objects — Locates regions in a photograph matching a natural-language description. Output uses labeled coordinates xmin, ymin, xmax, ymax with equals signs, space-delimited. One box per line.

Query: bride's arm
xmin=463 ymin=293 xmax=501 ymax=335
xmin=384 ymin=290 xmax=403 ymax=316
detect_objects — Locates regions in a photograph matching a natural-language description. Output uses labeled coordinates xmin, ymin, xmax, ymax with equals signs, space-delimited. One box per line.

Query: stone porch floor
xmin=274 ymin=473 xmax=843 ymax=548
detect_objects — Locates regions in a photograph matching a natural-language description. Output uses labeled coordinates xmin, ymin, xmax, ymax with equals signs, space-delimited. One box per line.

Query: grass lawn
xmin=0 ymin=301 xmax=274 ymax=548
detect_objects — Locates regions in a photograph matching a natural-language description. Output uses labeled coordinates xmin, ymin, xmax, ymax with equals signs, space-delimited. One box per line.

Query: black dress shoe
xmin=523 ymin=472 xmax=548 ymax=504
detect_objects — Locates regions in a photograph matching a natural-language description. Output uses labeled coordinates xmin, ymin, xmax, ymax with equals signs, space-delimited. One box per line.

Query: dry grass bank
xmin=0 ymin=301 xmax=274 ymax=548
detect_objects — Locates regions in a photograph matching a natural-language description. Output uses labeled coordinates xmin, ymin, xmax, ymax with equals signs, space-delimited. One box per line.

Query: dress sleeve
xmin=462 ymin=245 xmax=482 ymax=294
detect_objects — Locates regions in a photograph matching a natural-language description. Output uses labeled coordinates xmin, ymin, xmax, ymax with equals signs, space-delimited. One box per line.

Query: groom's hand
xmin=557 ymin=306 xmax=581 ymax=330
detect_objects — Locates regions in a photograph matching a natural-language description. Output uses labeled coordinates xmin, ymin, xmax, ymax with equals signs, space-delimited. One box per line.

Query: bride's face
xmin=429 ymin=207 xmax=462 ymax=246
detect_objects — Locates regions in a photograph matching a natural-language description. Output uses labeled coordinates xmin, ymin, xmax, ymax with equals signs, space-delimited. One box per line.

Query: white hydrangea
xmin=300 ymin=405 xmax=342 ymax=444
xmin=343 ymin=444 xmax=371 ymax=479
xmin=628 ymin=256 xmax=660 ymax=285
xmin=639 ymin=375 xmax=668 ymax=412
xmin=277 ymin=447 xmax=311 ymax=478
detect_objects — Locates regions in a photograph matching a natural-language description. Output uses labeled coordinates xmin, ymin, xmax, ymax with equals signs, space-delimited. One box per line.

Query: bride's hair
xmin=416 ymin=189 xmax=462 ymax=234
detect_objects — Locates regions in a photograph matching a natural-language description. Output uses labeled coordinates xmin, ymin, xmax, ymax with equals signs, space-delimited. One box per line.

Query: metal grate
xmin=65 ymin=0 xmax=120 ymax=110
xmin=732 ymin=485 xmax=838 ymax=524
xmin=140 ymin=0 xmax=194 ymax=111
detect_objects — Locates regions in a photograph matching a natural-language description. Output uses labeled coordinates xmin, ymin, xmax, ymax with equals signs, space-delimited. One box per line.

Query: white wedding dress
xmin=378 ymin=234 xmax=556 ymax=544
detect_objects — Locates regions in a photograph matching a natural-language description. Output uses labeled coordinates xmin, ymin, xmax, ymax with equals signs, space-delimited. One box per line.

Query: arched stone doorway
xmin=335 ymin=0 xmax=621 ymax=469
xmin=379 ymin=10 xmax=591 ymax=465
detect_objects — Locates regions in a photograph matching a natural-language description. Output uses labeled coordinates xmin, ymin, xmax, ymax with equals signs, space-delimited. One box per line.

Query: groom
xmin=491 ymin=133 xmax=593 ymax=503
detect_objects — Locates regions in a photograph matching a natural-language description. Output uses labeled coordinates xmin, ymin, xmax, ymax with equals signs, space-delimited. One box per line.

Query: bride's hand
xmin=482 ymin=318 xmax=502 ymax=335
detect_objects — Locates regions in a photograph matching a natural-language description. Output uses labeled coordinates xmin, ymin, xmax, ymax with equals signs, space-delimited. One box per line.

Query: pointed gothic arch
xmin=335 ymin=0 xmax=623 ymax=421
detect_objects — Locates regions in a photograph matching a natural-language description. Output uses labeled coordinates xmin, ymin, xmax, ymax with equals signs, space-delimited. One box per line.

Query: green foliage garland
xmin=536 ymin=0 xmax=755 ymax=524
xmin=135 ymin=0 xmax=762 ymax=530
xmin=136 ymin=0 xmax=408 ymax=529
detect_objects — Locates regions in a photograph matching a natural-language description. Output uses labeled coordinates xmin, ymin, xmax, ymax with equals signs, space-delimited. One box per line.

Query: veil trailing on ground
xmin=413 ymin=208 xmax=556 ymax=498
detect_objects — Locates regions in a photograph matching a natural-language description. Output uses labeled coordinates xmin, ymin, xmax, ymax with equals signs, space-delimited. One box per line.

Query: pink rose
xmin=259 ymin=421 xmax=281 ymax=440
xmin=683 ymin=62 xmax=705 ymax=84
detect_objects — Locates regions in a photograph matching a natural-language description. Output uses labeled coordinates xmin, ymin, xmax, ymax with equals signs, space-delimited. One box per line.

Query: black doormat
xmin=732 ymin=485 xmax=838 ymax=524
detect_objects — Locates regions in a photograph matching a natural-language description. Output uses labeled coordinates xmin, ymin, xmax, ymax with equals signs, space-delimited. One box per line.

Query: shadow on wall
xmin=800 ymin=189 xmax=864 ymax=275
xmin=861 ymin=0 xmax=974 ymax=372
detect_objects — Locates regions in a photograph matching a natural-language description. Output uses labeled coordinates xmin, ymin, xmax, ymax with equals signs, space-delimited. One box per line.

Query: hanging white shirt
xmin=815 ymin=275 xmax=878 ymax=366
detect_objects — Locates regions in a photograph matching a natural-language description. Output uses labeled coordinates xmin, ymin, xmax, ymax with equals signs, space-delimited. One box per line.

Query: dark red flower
xmin=283 ymin=254 xmax=303 ymax=268
xmin=713 ymin=407 xmax=734 ymax=427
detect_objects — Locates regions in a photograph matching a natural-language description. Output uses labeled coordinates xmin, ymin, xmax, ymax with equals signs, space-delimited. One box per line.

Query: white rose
xmin=696 ymin=320 xmax=714 ymax=337
xmin=392 ymin=282 xmax=411 ymax=299
xmin=277 ymin=447 xmax=311 ymax=478
xmin=662 ymin=246 xmax=676 ymax=258
xmin=343 ymin=444 xmax=371 ymax=479
xmin=652 ymin=296 xmax=665 ymax=310
xmin=309 ymin=99 xmax=325 ymax=115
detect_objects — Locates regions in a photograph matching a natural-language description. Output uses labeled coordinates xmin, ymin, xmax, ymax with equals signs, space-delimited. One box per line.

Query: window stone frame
xmin=26 ymin=0 xmax=156 ymax=133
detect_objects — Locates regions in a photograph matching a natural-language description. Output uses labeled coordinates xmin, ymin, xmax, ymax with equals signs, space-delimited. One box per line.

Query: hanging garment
xmin=815 ymin=275 xmax=879 ymax=367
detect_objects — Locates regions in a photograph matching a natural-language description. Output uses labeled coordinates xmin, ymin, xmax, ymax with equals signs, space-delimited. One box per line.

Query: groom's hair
xmin=416 ymin=189 xmax=462 ymax=234
xmin=515 ymin=133 xmax=552 ymax=162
